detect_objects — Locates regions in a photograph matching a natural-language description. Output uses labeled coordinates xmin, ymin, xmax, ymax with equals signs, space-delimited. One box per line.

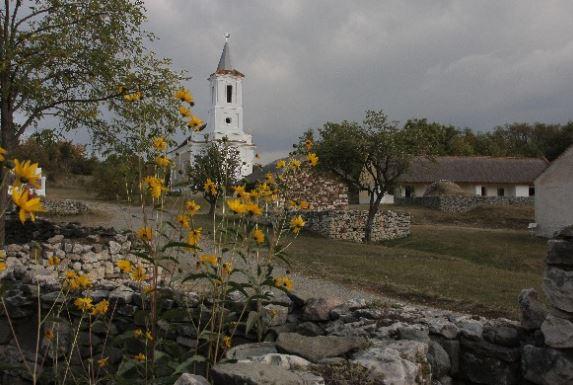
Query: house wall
xmin=358 ymin=190 xmax=394 ymax=205
xmin=535 ymin=150 xmax=573 ymax=237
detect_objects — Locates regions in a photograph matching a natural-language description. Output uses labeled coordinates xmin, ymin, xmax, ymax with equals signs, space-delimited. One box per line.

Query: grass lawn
xmin=287 ymin=224 xmax=547 ymax=319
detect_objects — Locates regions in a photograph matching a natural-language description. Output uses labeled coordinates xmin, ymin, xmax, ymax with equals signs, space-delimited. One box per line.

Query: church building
xmin=172 ymin=35 xmax=256 ymax=182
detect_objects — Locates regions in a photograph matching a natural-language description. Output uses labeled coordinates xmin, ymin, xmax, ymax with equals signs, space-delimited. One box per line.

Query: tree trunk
xmin=0 ymin=86 xmax=16 ymax=247
xmin=364 ymin=191 xmax=383 ymax=243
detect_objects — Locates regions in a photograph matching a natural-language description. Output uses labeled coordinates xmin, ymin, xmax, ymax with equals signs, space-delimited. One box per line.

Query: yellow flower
xmin=0 ymin=147 xmax=6 ymax=162
xmin=187 ymin=115 xmax=205 ymax=132
xmin=143 ymin=176 xmax=166 ymax=199
xmin=290 ymin=215 xmax=305 ymax=234
xmin=47 ymin=256 xmax=60 ymax=267
xmin=134 ymin=329 xmax=143 ymax=338
xmin=123 ymin=91 xmax=142 ymax=102
xmin=276 ymin=160 xmax=286 ymax=169
xmin=300 ymin=200 xmax=310 ymax=210
xmin=74 ymin=297 xmax=94 ymax=312
xmin=274 ymin=275 xmax=294 ymax=291
xmin=179 ymin=105 xmax=191 ymax=117
xmin=97 ymin=357 xmax=109 ymax=368
xmin=233 ymin=185 xmax=247 ymax=197
xmin=304 ymin=138 xmax=313 ymax=151
xmin=130 ymin=265 xmax=148 ymax=282
xmin=152 ymin=136 xmax=168 ymax=151
xmin=246 ymin=203 xmax=262 ymax=216
xmin=176 ymin=214 xmax=190 ymax=229
xmin=116 ymin=259 xmax=133 ymax=273
xmin=0 ymin=262 xmax=6 ymax=272
xmin=76 ymin=274 xmax=92 ymax=289
xmin=187 ymin=228 xmax=202 ymax=246
xmin=91 ymin=300 xmax=109 ymax=316
xmin=307 ymin=153 xmax=319 ymax=167
xmin=222 ymin=262 xmax=233 ymax=275
xmin=133 ymin=353 xmax=146 ymax=362
xmin=289 ymin=200 xmax=298 ymax=208
xmin=265 ymin=172 xmax=275 ymax=184
xmin=175 ymin=88 xmax=194 ymax=105
xmin=252 ymin=227 xmax=265 ymax=245
xmin=226 ymin=199 xmax=247 ymax=215
xmin=203 ymin=178 xmax=217 ymax=196
xmin=288 ymin=159 xmax=302 ymax=169
xmin=155 ymin=155 xmax=171 ymax=168
xmin=143 ymin=285 xmax=155 ymax=295
xmin=11 ymin=186 xmax=45 ymax=224
xmin=223 ymin=335 xmax=232 ymax=349
xmin=145 ymin=330 xmax=153 ymax=341
xmin=199 ymin=254 xmax=218 ymax=267
xmin=136 ymin=226 xmax=153 ymax=242
xmin=185 ymin=200 xmax=201 ymax=215
xmin=64 ymin=271 xmax=79 ymax=290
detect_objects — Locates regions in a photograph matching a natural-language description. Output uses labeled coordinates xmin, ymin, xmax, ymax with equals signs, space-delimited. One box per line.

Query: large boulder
xmin=427 ymin=340 xmax=451 ymax=379
xmin=210 ymin=362 xmax=324 ymax=385
xmin=522 ymin=345 xmax=573 ymax=385
xmin=173 ymin=373 xmax=209 ymax=385
xmin=276 ymin=333 xmax=367 ymax=363
xmin=541 ymin=314 xmax=573 ymax=348
xmin=544 ymin=267 xmax=573 ymax=313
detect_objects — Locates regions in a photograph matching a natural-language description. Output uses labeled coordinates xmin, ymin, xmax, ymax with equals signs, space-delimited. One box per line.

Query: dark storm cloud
xmin=141 ymin=0 xmax=573 ymax=162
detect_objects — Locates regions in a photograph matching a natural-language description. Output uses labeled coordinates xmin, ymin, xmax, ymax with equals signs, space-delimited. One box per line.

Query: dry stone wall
xmin=302 ymin=209 xmax=411 ymax=242
xmin=284 ymin=169 xmax=348 ymax=211
xmin=396 ymin=196 xmax=534 ymax=213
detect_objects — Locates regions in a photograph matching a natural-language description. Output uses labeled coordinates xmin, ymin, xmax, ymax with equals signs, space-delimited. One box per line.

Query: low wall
xmin=302 ymin=209 xmax=411 ymax=242
xmin=43 ymin=199 xmax=90 ymax=216
xmin=396 ymin=196 xmax=534 ymax=213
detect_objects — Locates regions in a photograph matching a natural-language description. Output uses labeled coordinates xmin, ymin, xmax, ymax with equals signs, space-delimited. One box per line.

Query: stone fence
xmin=396 ymin=196 xmax=534 ymax=213
xmin=43 ymin=199 xmax=90 ymax=216
xmin=0 ymin=228 xmax=572 ymax=384
xmin=300 ymin=209 xmax=411 ymax=242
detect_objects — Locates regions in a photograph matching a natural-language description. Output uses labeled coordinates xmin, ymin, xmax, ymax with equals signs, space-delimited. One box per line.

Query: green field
xmin=287 ymin=222 xmax=547 ymax=319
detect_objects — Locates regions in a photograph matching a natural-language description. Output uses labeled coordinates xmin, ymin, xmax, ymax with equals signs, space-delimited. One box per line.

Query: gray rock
xmin=398 ymin=324 xmax=430 ymax=343
xmin=296 ymin=322 xmax=325 ymax=336
xmin=0 ymin=319 xmax=12 ymax=344
xmin=455 ymin=318 xmax=483 ymax=340
xmin=276 ymin=333 xmax=367 ymax=363
xmin=108 ymin=241 xmax=122 ymax=255
xmin=109 ymin=285 xmax=134 ymax=304
xmin=460 ymin=337 xmax=521 ymax=363
xmin=47 ymin=235 xmax=64 ymax=244
xmin=541 ymin=314 xmax=573 ymax=348
xmin=522 ymin=344 xmax=573 ymax=385
xmin=211 ymin=362 xmax=324 ymax=385
xmin=518 ymin=288 xmax=548 ymax=330
xmin=303 ymin=297 xmax=343 ymax=321
xmin=432 ymin=336 xmax=460 ymax=376
xmin=173 ymin=373 xmax=210 ymax=385
xmin=547 ymin=239 xmax=573 ymax=266
xmin=427 ymin=340 xmax=450 ymax=379
xmin=482 ymin=325 xmax=520 ymax=348
xmin=225 ymin=342 xmax=277 ymax=360
xmin=250 ymin=353 xmax=311 ymax=370
xmin=544 ymin=266 xmax=573 ymax=312
xmin=427 ymin=318 xmax=459 ymax=339
xmin=353 ymin=340 xmax=430 ymax=385
xmin=262 ymin=304 xmax=289 ymax=327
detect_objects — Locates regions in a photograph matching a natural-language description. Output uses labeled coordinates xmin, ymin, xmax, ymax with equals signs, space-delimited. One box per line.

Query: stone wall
xmin=285 ymin=168 xmax=348 ymax=211
xmin=302 ymin=209 xmax=411 ymax=242
xmin=43 ymin=199 xmax=90 ymax=216
xmin=396 ymin=196 xmax=534 ymax=213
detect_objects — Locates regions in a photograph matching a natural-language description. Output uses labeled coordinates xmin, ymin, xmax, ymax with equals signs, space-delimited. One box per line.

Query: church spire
xmin=217 ymin=33 xmax=232 ymax=71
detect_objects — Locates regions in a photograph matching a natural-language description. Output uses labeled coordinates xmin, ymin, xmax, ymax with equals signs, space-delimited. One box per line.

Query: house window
xmin=405 ymin=186 xmax=414 ymax=198
xmin=497 ymin=188 xmax=505 ymax=197
xmin=481 ymin=186 xmax=487 ymax=196
xmin=529 ymin=187 xmax=535 ymax=196
xmin=225 ymin=117 xmax=231 ymax=124
xmin=212 ymin=86 xmax=215 ymax=104
xmin=226 ymin=85 xmax=232 ymax=103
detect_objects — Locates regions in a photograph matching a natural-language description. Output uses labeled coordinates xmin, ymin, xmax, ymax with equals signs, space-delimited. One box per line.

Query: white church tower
xmin=172 ymin=34 xmax=256 ymax=183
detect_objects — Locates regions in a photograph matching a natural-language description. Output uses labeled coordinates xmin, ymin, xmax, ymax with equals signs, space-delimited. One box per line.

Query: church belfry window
xmin=226 ymin=85 xmax=233 ymax=103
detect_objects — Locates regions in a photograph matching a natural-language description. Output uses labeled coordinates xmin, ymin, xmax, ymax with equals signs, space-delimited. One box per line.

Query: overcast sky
xmin=69 ymin=1 xmax=573 ymax=162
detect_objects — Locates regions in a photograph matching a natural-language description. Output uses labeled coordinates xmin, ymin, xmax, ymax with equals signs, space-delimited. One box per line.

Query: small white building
xmin=535 ymin=146 xmax=573 ymax=237
xmin=172 ymin=35 xmax=256 ymax=182
xmin=359 ymin=156 xmax=548 ymax=205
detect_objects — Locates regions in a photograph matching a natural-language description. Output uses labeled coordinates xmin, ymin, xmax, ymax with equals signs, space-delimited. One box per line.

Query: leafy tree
xmin=188 ymin=139 xmax=240 ymax=215
xmin=0 ymin=0 xmax=185 ymax=243
xmin=316 ymin=110 xmax=434 ymax=242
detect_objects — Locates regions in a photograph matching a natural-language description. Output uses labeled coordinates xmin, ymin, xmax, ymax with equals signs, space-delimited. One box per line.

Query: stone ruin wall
xmin=396 ymin=196 xmax=534 ymax=214
xmin=303 ymin=209 xmax=411 ymax=242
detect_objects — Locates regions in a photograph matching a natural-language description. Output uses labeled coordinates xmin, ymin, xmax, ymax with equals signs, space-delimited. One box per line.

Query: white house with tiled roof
xmin=172 ymin=35 xmax=256 ymax=182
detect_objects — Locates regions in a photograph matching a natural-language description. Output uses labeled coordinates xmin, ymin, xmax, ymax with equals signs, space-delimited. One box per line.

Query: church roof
xmin=212 ymin=37 xmax=244 ymax=77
